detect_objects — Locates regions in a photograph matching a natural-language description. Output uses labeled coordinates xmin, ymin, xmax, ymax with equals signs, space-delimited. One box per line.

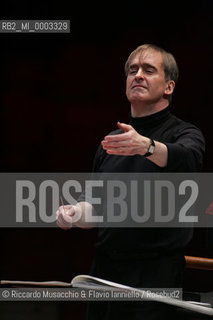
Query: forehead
xmin=130 ymin=49 xmax=164 ymax=69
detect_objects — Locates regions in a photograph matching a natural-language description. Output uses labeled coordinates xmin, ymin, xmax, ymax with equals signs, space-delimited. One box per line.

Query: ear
xmin=164 ymin=80 xmax=175 ymax=95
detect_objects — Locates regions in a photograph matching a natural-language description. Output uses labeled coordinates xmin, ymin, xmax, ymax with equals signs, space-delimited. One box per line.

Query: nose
xmin=135 ymin=68 xmax=144 ymax=81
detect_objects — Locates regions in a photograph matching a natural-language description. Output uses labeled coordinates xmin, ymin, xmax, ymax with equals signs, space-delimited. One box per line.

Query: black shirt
xmin=85 ymin=107 xmax=205 ymax=258
xmin=93 ymin=106 xmax=204 ymax=173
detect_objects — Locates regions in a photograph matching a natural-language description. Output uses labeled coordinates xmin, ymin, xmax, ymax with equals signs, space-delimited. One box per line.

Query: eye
xmin=129 ymin=69 xmax=138 ymax=74
xmin=145 ymin=69 xmax=154 ymax=74
xmin=129 ymin=69 xmax=137 ymax=75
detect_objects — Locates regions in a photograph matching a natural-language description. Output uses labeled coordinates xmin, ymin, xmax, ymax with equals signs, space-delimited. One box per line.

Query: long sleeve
xmin=164 ymin=125 xmax=205 ymax=172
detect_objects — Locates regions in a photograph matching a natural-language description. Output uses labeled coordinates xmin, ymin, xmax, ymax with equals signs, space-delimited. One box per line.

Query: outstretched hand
xmin=101 ymin=122 xmax=150 ymax=156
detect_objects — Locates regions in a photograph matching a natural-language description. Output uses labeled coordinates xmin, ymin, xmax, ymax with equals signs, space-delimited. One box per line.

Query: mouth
xmin=132 ymin=85 xmax=147 ymax=89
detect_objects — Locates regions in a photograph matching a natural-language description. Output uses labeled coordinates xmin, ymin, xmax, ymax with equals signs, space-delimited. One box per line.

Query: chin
xmin=129 ymin=95 xmax=148 ymax=103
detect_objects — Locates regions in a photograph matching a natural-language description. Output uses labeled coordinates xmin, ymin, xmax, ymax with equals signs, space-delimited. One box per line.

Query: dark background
xmin=0 ymin=0 xmax=213 ymax=319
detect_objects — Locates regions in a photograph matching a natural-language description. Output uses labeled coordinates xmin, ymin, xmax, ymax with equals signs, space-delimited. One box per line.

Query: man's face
xmin=126 ymin=49 xmax=170 ymax=105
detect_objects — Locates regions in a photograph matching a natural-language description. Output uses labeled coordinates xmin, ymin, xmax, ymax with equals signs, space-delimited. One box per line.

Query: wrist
xmin=144 ymin=138 xmax=155 ymax=157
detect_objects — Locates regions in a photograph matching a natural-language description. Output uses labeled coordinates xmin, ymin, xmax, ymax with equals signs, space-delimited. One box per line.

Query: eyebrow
xmin=129 ymin=63 xmax=157 ymax=71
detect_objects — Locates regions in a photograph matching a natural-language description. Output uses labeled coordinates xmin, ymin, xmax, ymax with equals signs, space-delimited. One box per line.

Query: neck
xmin=131 ymin=100 xmax=169 ymax=117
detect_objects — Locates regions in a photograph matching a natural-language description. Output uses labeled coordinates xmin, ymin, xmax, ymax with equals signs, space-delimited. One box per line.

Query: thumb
xmin=117 ymin=122 xmax=133 ymax=132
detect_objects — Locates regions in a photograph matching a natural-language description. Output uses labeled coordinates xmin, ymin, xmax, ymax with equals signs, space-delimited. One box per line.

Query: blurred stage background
xmin=0 ymin=0 xmax=212 ymax=319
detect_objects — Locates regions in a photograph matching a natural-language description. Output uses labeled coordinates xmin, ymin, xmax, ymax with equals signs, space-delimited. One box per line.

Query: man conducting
xmin=56 ymin=44 xmax=205 ymax=319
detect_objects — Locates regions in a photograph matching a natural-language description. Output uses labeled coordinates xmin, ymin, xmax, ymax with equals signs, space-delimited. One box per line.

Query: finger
xmin=58 ymin=205 xmax=72 ymax=215
xmin=56 ymin=219 xmax=71 ymax=230
xmin=117 ymin=122 xmax=133 ymax=132
xmin=58 ymin=206 xmax=66 ymax=215
xmin=105 ymin=147 xmax=131 ymax=155
xmin=63 ymin=205 xmax=72 ymax=209
xmin=57 ymin=211 xmax=73 ymax=227
xmin=66 ymin=207 xmax=76 ymax=217
xmin=103 ymin=132 xmax=130 ymax=142
xmin=102 ymin=139 xmax=131 ymax=148
xmin=61 ymin=213 xmax=73 ymax=225
xmin=57 ymin=211 xmax=69 ymax=225
xmin=58 ymin=205 xmax=72 ymax=210
xmin=56 ymin=211 xmax=66 ymax=225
